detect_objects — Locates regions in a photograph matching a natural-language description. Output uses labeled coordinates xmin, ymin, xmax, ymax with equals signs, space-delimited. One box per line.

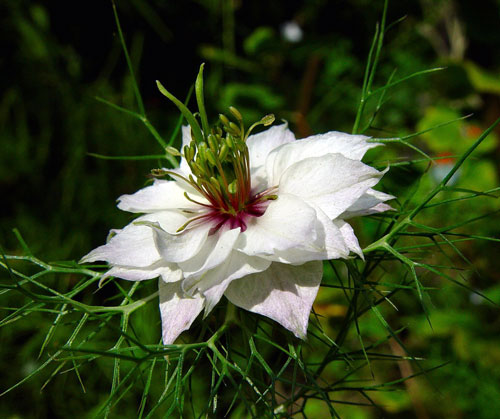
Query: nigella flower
xmin=82 ymin=107 xmax=393 ymax=344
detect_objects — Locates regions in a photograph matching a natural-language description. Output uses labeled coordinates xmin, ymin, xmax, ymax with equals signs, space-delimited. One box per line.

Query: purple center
xmin=207 ymin=198 xmax=270 ymax=233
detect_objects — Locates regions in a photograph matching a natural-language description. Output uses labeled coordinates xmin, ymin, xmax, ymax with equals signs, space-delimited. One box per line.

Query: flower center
xmin=153 ymin=109 xmax=277 ymax=233
xmin=204 ymin=188 xmax=276 ymax=233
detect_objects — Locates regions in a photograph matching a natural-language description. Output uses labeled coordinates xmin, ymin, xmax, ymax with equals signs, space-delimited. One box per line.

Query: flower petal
xmin=266 ymin=131 xmax=378 ymax=185
xmin=225 ymin=261 xmax=323 ymax=339
xmin=81 ymin=209 xmax=196 ymax=267
xmin=333 ymin=220 xmax=363 ymax=259
xmin=272 ymin=205 xmax=349 ymax=264
xmin=247 ymin=124 xmax=295 ymax=169
xmin=81 ymin=217 xmax=160 ymax=267
xmin=159 ymin=279 xmax=205 ymax=345
xmin=178 ymin=228 xmax=241 ymax=279
xmin=184 ymin=251 xmax=272 ymax=316
xmin=153 ymin=222 xmax=212 ymax=263
xmin=117 ymin=179 xmax=206 ymax=213
xmin=339 ymin=189 xmax=394 ymax=219
xmin=103 ymin=261 xmax=182 ymax=282
xmin=236 ymin=193 xmax=317 ymax=257
xmin=247 ymin=124 xmax=295 ymax=190
xmin=279 ymin=154 xmax=384 ymax=219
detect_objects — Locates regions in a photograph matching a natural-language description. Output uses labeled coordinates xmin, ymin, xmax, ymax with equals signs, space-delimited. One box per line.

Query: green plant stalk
xmin=112 ymin=0 xmax=145 ymax=116
xmin=364 ymin=114 xmax=500 ymax=254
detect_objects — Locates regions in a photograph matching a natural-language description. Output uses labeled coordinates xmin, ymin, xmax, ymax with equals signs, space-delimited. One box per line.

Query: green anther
xmin=195 ymin=153 xmax=210 ymax=174
xmin=196 ymin=143 xmax=207 ymax=162
xmin=229 ymin=106 xmax=243 ymax=122
xmin=190 ymin=161 xmax=205 ymax=177
xmin=165 ymin=146 xmax=181 ymax=157
xmin=196 ymin=177 xmax=206 ymax=191
xmin=207 ymin=135 xmax=218 ymax=153
xmin=219 ymin=143 xmax=229 ymax=161
xmin=209 ymin=176 xmax=222 ymax=193
xmin=229 ymin=122 xmax=241 ymax=135
xmin=228 ymin=180 xmax=238 ymax=194
xmin=219 ymin=114 xmax=230 ymax=127
xmin=245 ymin=113 xmax=276 ymax=140
xmin=225 ymin=135 xmax=235 ymax=149
xmin=198 ymin=141 xmax=208 ymax=156
xmin=205 ymin=149 xmax=218 ymax=167
xmin=225 ymin=127 xmax=238 ymax=137
xmin=151 ymin=168 xmax=168 ymax=177
xmin=187 ymin=144 xmax=195 ymax=162
xmin=189 ymin=145 xmax=197 ymax=162
xmin=151 ymin=104 xmax=275 ymax=220
xmin=261 ymin=114 xmax=275 ymax=126
xmin=183 ymin=145 xmax=191 ymax=162
xmin=190 ymin=143 xmax=198 ymax=160
xmin=234 ymin=139 xmax=246 ymax=152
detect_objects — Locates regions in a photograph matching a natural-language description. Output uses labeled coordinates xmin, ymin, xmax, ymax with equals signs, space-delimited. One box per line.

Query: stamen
xmin=183 ymin=192 xmax=211 ymax=208
xmin=176 ymin=212 xmax=213 ymax=233
xmin=156 ymin=110 xmax=278 ymax=235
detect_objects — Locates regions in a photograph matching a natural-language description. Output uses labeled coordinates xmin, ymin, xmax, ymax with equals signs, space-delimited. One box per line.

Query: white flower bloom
xmin=82 ymin=124 xmax=393 ymax=344
xmin=281 ymin=21 xmax=303 ymax=43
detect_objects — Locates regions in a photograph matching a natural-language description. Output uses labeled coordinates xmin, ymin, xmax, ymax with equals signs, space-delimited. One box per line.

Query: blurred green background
xmin=1 ymin=0 xmax=500 ymax=417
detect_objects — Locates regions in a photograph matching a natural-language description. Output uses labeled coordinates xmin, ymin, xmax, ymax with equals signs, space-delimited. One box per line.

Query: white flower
xmin=81 ymin=124 xmax=393 ymax=344
xmin=281 ymin=21 xmax=303 ymax=43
